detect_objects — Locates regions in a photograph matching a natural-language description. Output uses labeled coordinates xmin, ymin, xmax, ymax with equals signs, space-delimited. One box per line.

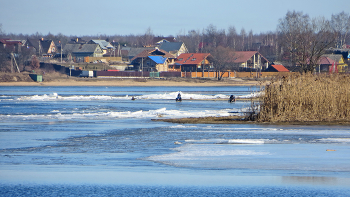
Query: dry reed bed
xmin=258 ymin=73 xmax=350 ymax=123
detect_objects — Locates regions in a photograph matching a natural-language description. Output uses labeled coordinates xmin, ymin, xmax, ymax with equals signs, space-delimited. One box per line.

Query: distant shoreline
xmin=0 ymin=77 xmax=265 ymax=87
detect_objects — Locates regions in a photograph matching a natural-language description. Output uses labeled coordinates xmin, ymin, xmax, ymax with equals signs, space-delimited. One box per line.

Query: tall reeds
xmin=258 ymin=73 xmax=350 ymax=122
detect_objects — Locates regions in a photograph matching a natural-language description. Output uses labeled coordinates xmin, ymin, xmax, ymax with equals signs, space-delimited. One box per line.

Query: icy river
xmin=0 ymin=86 xmax=349 ymax=196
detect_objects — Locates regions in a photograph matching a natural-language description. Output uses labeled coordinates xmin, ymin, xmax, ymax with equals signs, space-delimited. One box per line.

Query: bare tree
xmin=227 ymin=26 xmax=237 ymax=50
xmin=204 ymin=46 xmax=236 ymax=80
xmin=205 ymin=24 xmax=218 ymax=48
xmin=138 ymin=27 xmax=154 ymax=47
xmin=331 ymin=11 xmax=350 ymax=48
xmin=0 ymin=23 xmax=3 ymax=36
xmin=278 ymin=11 xmax=336 ymax=72
xmin=30 ymin=55 xmax=40 ymax=70
xmin=241 ymin=28 xmax=247 ymax=50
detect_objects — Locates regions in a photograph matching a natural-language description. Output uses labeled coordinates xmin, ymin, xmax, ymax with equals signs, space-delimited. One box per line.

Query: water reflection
xmin=282 ymin=176 xmax=343 ymax=186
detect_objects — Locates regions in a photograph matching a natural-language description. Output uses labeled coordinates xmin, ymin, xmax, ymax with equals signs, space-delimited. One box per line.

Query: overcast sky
xmin=0 ymin=0 xmax=347 ymax=37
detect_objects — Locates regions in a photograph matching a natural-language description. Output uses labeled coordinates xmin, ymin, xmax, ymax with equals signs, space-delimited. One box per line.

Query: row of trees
xmin=1 ymin=11 xmax=349 ymax=73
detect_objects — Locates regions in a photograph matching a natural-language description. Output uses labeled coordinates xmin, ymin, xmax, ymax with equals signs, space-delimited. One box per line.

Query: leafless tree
xmin=331 ymin=11 xmax=350 ymax=48
xmin=30 ymin=55 xmax=40 ymax=70
xmin=240 ymin=28 xmax=246 ymax=50
xmin=204 ymin=46 xmax=236 ymax=80
xmin=205 ymin=24 xmax=218 ymax=48
xmin=138 ymin=27 xmax=154 ymax=47
xmin=227 ymin=26 xmax=237 ymax=50
xmin=278 ymin=11 xmax=336 ymax=72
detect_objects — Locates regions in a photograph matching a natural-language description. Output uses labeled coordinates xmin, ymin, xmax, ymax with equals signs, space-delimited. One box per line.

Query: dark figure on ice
xmin=229 ymin=95 xmax=235 ymax=103
xmin=176 ymin=93 xmax=182 ymax=102
xmin=131 ymin=96 xmax=136 ymax=100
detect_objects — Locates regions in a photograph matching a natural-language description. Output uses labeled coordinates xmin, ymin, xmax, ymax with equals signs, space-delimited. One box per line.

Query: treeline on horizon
xmin=1 ymin=10 xmax=349 ymax=71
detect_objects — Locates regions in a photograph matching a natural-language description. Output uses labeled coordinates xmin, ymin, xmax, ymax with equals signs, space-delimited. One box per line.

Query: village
xmin=1 ymin=34 xmax=349 ymax=82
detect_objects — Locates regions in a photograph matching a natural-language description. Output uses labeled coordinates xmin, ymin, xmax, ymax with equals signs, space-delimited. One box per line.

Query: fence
xmin=84 ymin=57 xmax=122 ymax=63
xmin=94 ymin=70 xmax=294 ymax=79
xmin=181 ymin=71 xmax=235 ymax=78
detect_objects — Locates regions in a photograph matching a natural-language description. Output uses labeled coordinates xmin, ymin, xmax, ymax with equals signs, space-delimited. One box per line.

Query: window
xmin=191 ymin=58 xmax=196 ymax=61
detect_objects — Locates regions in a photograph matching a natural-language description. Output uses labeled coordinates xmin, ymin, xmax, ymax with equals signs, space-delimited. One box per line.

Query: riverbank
xmin=154 ymin=116 xmax=350 ymax=125
xmin=0 ymin=72 xmax=266 ymax=87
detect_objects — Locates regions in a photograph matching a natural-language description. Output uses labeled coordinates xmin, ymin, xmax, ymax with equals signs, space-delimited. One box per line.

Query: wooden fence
xmin=181 ymin=71 xmax=293 ymax=78
xmin=84 ymin=57 xmax=122 ymax=63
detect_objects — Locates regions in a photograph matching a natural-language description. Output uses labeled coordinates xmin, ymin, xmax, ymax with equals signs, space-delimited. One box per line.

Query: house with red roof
xmin=232 ymin=51 xmax=269 ymax=71
xmin=321 ymin=54 xmax=347 ymax=72
xmin=265 ymin=64 xmax=289 ymax=72
xmin=174 ymin=53 xmax=212 ymax=72
xmin=0 ymin=39 xmax=23 ymax=53
xmin=130 ymin=48 xmax=175 ymax=72
xmin=316 ymin=56 xmax=337 ymax=72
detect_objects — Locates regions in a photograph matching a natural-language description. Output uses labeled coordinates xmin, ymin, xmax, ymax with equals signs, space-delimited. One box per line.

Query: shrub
xmin=258 ymin=73 xmax=350 ymax=122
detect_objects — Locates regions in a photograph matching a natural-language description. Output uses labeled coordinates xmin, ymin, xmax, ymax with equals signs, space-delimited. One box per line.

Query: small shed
xmin=29 ymin=74 xmax=43 ymax=82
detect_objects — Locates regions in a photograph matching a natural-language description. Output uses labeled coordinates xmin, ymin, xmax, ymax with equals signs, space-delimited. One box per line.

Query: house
xmin=0 ymin=39 xmax=23 ymax=53
xmin=174 ymin=53 xmax=212 ymax=72
xmin=232 ymin=51 xmax=269 ymax=71
xmin=265 ymin=64 xmax=289 ymax=72
xmin=159 ymin=42 xmax=188 ymax=57
xmin=68 ymin=37 xmax=87 ymax=44
xmin=87 ymin=40 xmax=115 ymax=54
xmin=63 ymin=44 xmax=103 ymax=62
xmin=26 ymin=38 xmax=56 ymax=57
xmin=125 ymin=47 xmax=155 ymax=61
xmin=322 ymin=54 xmax=348 ymax=72
xmin=316 ymin=56 xmax=336 ymax=72
xmin=130 ymin=48 xmax=175 ymax=72
xmin=152 ymin=36 xmax=176 ymax=45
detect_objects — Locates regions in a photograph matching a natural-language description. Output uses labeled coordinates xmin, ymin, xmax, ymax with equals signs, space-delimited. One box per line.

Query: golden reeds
xmin=258 ymin=73 xmax=350 ymax=123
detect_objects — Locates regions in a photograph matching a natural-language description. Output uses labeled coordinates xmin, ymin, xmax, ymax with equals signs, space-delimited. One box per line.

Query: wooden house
xmin=0 ymin=39 xmax=23 ymax=54
xmin=232 ymin=51 xmax=269 ymax=71
xmin=159 ymin=42 xmax=188 ymax=58
xmin=152 ymin=37 xmax=176 ymax=45
xmin=63 ymin=44 xmax=103 ymax=62
xmin=87 ymin=40 xmax=115 ymax=55
xmin=322 ymin=54 xmax=348 ymax=72
xmin=130 ymin=48 xmax=175 ymax=72
xmin=174 ymin=53 xmax=212 ymax=72
xmin=26 ymin=38 xmax=56 ymax=57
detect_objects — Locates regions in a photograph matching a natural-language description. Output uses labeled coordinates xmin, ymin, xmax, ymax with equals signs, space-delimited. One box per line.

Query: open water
xmin=0 ymin=86 xmax=350 ymax=196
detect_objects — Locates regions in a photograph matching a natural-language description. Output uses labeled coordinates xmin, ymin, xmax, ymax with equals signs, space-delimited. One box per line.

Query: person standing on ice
xmin=229 ymin=95 xmax=235 ymax=103
xmin=176 ymin=92 xmax=182 ymax=102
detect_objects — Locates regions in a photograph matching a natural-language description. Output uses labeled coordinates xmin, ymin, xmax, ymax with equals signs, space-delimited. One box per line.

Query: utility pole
xmin=141 ymin=57 xmax=143 ymax=77
xmin=60 ymin=41 xmax=63 ymax=63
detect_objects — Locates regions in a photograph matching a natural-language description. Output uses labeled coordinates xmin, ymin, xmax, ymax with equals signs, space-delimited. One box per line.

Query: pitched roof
xmin=128 ymin=47 xmax=155 ymax=57
xmin=232 ymin=51 xmax=268 ymax=63
xmin=88 ymin=40 xmax=114 ymax=50
xmin=322 ymin=54 xmax=343 ymax=63
xmin=0 ymin=39 xmax=22 ymax=45
xmin=271 ymin=65 xmax=289 ymax=72
xmin=26 ymin=38 xmax=40 ymax=50
xmin=318 ymin=56 xmax=336 ymax=65
xmin=159 ymin=42 xmax=184 ymax=52
xmin=175 ymin=53 xmax=211 ymax=65
xmin=152 ymin=36 xmax=176 ymax=44
xmin=148 ymin=56 xmax=167 ymax=64
xmin=131 ymin=49 xmax=175 ymax=61
xmin=40 ymin=40 xmax=54 ymax=53
xmin=63 ymin=44 xmax=101 ymax=53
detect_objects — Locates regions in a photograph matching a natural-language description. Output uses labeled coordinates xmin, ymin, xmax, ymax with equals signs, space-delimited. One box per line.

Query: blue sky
xmin=0 ymin=0 xmax=347 ymax=36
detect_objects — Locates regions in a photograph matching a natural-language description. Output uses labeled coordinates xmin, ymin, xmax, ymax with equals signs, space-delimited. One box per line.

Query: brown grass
xmin=258 ymin=73 xmax=350 ymax=123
